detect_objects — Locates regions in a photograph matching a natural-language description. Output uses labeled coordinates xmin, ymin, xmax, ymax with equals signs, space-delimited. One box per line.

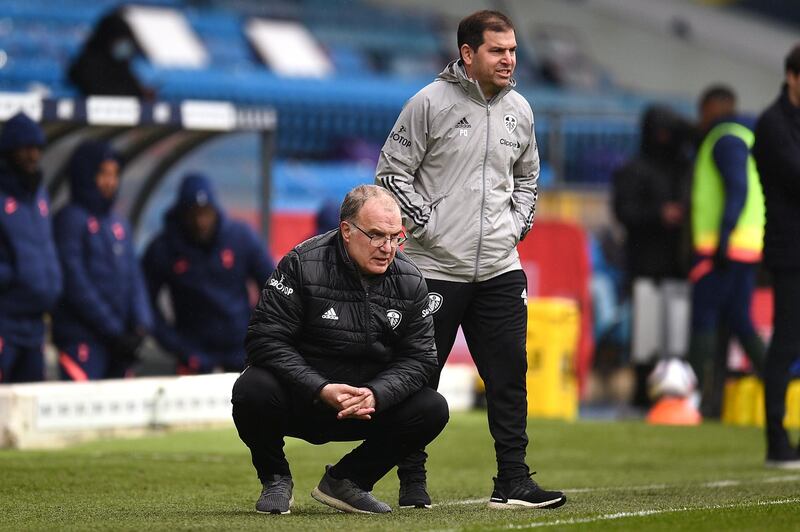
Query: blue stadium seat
xmin=0 ymin=0 xmax=662 ymax=176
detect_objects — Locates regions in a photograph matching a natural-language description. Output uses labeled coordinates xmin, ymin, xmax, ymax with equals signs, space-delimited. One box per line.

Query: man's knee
xmin=231 ymin=366 xmax=287 ymax=410
xmin=430 ymin=390 xmax=450 ymax=431
xmin=412 ymin=388 xmax=450 ymax=436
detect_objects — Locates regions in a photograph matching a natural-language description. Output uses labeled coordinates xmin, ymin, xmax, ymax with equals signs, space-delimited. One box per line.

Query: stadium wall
xmin=0 ymin=365 xmax=476 ymax=449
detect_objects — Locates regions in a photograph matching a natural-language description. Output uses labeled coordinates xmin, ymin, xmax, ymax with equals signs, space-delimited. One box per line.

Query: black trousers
xmin=231 ymin=365 xmax=449 ymax=491
xmin=399 ymin=269 xmax=529 ymax=482
xmin=764 ymin=269 xmax=800 ymax=453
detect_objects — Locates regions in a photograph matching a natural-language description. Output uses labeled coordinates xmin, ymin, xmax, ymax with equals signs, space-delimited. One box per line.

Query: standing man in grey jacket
xmin=376 ymin=10 xmax=565 ymax=510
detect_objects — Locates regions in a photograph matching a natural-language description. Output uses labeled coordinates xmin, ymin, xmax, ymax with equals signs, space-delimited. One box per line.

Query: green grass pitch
xmin=1 ymin=411 xmax=799 ymax=531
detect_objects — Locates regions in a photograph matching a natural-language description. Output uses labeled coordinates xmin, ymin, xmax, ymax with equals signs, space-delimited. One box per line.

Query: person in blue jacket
xmin=0 ymin=112 xmax=62 ymax=383
xmin=52 ymin=140 xmax=153 ymax=380
xmin=142 ymin=173 xmax=275 ymax=373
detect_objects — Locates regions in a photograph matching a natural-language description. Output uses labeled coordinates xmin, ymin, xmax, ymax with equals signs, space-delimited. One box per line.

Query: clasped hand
xmin=319 ymin=383 xmax=376 ymax=421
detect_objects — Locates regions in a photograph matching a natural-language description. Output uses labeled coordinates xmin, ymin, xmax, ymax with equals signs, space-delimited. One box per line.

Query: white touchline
xmin=425 ymin=498 xmax=800 ymax=532
xmin=435 ymin=474 xmax=800 ymax=507
xmin=500 ymin=498 xmax=800 ymax=529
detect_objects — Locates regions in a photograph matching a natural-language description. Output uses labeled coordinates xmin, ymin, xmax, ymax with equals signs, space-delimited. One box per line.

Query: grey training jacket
xmin=375 ymin=60 xmax=539 ymax=282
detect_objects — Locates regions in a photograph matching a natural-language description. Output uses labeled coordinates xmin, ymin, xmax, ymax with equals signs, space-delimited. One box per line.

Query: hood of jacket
xmin=0 ymin=112 xmax=46 ymax=196
xmin=68 ymin=140 xmax=120 ymax=215
xmin=640 ymin=104 xmax=692 ymax=162
xmin=315 ymin=200 xmax=340 ymax=235
xmin=164 ymin=172 xmax=225 ymax=245
xmin=435 ymin=59 xmax=515 ymax=105
xmin=0 ymin=112 xmax=45 ymax=153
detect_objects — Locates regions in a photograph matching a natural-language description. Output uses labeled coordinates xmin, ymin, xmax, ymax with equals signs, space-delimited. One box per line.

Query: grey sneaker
xmin=311 ymin=464 xmax=392 ymax=514
xmin=398 ymin=479 xmax=431 ymax=509
xmin=256 ymin=474 xmax=294 ymax=514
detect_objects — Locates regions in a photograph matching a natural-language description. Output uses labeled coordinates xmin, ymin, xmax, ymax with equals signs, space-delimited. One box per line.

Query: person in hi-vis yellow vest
xmin=688 ymin=85 xmax=766 ymax=418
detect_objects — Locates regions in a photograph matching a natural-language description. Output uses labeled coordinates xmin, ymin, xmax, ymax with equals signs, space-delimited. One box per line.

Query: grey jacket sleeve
xmin=375 ymin=94 xmax=432 ymax=238
xmin=512 ymin=113 xmax=539 ymax=241
xmin=245 ymin=252 xmax=329 ymax=400
xmin=365 ymin=276 xmax=437 ymax=412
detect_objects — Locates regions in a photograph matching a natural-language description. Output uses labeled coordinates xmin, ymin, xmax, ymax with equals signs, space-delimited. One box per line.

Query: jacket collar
xmin=436 ymin=59 xmax=515 ymax=106
xmin=336 ymin=230 xmax=355 ymax=269
xmin=779 ymin=83 xmax=800 ymax=122
xmin=335 ymin=229 xmax=389 ymax=284
xmin=0 ymin=159 xmax=41 ymax=199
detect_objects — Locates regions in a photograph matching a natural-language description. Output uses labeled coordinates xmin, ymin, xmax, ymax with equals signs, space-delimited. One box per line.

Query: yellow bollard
xmin=525 ymin=298 xmax=579 ymax=421
xmin=722 ymin=377 xmax=800 ymax=428
xmin=785 ymin=380 xmax=800 ymax=429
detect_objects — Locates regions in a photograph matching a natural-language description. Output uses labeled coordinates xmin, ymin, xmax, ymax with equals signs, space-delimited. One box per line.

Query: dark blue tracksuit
xmin=51 ymin=141 xmax=153 ymax=380
xmin=0 ymin=113 xmax=62 ymax=382
xmin=142 ymin=174 xmax=275 ymax=373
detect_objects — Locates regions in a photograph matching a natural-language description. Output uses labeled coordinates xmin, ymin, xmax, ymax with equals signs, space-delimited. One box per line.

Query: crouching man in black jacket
xmin=232 ymin=185 xmax=448 ymax=515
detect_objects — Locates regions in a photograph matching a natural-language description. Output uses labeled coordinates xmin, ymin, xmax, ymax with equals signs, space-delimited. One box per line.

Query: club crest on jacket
xmin=504 ymin=114 xmax=517 ymax=134
xmin=422 ymin=292 xmax=443 ymax=317
xmin=387 ymin=309 xmax=402 ymax=329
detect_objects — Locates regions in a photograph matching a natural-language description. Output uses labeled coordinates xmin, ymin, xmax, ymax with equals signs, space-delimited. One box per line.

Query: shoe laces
xmin=337 ymin=476 xmax=374 ymax=503
xmin=263 ymin=475 xmax=292 ymax=495
xmin=516 ymin=472 xmax=540 ymax=490
xmin=495 ymin=471 xmax=540 ymax=491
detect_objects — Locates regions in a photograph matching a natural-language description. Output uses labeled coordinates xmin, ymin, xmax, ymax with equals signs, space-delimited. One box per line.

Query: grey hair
xmin=339 ymin=184 xmax=398 ymax=222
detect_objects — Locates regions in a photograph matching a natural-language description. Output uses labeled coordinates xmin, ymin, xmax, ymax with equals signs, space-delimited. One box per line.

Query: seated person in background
xmin=0 ymin=112 xmax=62 ymax=383
xmin=232 ymin=184 xmax=448 ymax=515
xmin=68 ymin=8 xmax=155 ymax=100
xmin=314 ymin=198 xmax=341 ymax=236
xmin=142 ymin=173 xmax=274 ymax=374
xmin=52 ymin=140 xmax=152 ymax=380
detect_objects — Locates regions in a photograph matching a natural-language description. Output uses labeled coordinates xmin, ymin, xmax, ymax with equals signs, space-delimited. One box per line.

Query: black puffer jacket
xmin=753 ymin=84 xmax=800 ymax=270
xmin=612 ymin=105 xmax=692 ymax=281
xmin=245 ymin=230 xmax=437 ymax=412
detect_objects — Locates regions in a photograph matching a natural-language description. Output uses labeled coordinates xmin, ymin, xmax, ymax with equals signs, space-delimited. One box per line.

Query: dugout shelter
xmin=0 ymin=92 xmax=277 ymax=243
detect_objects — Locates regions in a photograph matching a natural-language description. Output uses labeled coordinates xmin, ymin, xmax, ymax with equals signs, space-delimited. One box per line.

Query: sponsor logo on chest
xmin=500 ymin=113 xmax=521 ymax=148
xmin=269 ymin=274 xmax=294 ymax=296
xmin=388 ymin=125 xmax=411 ymax=147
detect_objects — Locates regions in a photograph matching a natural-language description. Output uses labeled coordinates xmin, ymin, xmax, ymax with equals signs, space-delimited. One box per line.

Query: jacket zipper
xmin=364 ymin=283 xmax=372 ymax=349
xmin=474 ymin=103 xmax=490 ymax=282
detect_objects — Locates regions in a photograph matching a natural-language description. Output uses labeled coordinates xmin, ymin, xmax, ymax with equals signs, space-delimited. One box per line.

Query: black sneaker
xmin=765 ymin=447 xmax=800 ymax=470
xmin=311 ymin=464 xmax=392 ymax=514
xmin=488 ymin=474 xmax=566 ymax=509
xmin=398 ymin=479 xmax=431 ymax=509
xmin=256 ymin=474 xmax=294 ymax=514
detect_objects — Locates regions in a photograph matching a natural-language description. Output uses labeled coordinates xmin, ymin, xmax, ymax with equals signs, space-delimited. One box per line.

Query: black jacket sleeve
xmin=754 ymin=110 xmax=800 ymax=200
xmin=365 ymin=274 xmax=438 ymax=412
xmin=245 ymin=251 xmax=329 ymax=400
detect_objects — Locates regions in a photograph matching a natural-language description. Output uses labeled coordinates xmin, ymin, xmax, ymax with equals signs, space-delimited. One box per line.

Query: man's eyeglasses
xmin=350 ymin=222 xmax=407 ymax=248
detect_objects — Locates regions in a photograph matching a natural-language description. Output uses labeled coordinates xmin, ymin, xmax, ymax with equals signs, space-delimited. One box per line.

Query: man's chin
xmin=367 ymin=260 xmax=390 ymax=275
